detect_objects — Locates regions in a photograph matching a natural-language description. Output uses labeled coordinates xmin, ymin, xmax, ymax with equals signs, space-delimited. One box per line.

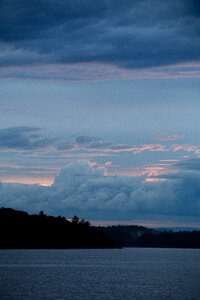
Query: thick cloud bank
xmin=0 ymin=162 xmax=199 ymax=224
xmin=0 ymin=0 xmax=199 ymax=70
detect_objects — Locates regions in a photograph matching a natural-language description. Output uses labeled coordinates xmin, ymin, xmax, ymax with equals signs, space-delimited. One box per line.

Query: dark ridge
xmin=0 ymin=208 xmax=119 ymax=249
xmin=0 ymin=207 xmax=200 ymax=249
xmin=102 ymin=225 xmax=200 ymax=249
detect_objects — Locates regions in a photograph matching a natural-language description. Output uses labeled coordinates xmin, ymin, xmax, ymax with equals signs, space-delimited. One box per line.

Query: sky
xmin=0 ymin=0 xmax=200 ymax=227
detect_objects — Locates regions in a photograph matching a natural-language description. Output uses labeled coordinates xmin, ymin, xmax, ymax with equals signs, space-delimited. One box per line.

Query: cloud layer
xmin=1 ymin=127 xmax=200 ymax=187
xmin=0 ymin=127 xmax=56 ymax=150
xmin=0 ymin=162 xmax=199 ymax=225
xmin=0 ymin=0 xmax=200 ymax=72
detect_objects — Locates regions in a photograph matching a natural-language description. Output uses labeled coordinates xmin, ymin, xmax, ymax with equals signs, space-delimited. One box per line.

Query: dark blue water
xmin=0 ymin=248 xmax=199 ymax=300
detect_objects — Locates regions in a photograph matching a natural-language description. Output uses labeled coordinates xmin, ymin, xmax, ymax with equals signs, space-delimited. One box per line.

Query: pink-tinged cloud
xmin=0 ymin=163 xmax=22 ymax=169
xmin=143 ymin=165 xmax=176 ymax=177
xmin=160 ymin=159 xmax=179 ymax=162
xmin=87 ymin=161 xmax=98 ymax=167
xmin=86 ymin=144 xmax=167 ymax=154
xmin=172 ymin=144 xmax=200 ymax=156
xmin=63 ymin=152 xmax=116 ymax=158
xmin=0 ymin=176 xmax=53 ymax=186
xmin=131 ymin=144 xmax=167 ymax=154
xmin=105 ymin=162 xmax=178 ymax=180
xmin=144 ymin=178 xmax=165 ymax=182
xmin=1 ymin=61 xmax=200 ymax=81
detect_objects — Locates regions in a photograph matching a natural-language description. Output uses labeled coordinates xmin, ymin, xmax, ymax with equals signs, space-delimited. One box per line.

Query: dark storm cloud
xmin=0 ymin=0 xmax=199 ymax=69
xmin=0 ymin=127 xmax=57 ymax=150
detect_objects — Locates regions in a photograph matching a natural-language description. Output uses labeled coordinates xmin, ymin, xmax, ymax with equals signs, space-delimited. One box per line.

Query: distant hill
xmin=100 ymin=225 xmax=151 ymax=247
xmin=101 ymin=225 xmax=200 ymax=248
xmin=156 ymin=227 xmax=200 ymax=232
xmin=0 ymin=207 xmax=200 ymax=249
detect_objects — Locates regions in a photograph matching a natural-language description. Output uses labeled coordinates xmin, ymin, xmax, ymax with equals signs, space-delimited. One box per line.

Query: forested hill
xmin=0 ymin=208 xmax=119 ymax=249
xmin=0 ymin=208 xmax=200 ymax=249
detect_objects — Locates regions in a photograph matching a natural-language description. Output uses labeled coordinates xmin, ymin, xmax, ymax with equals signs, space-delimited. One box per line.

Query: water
xmin=0 ymin=248 xmax=199 ymax=300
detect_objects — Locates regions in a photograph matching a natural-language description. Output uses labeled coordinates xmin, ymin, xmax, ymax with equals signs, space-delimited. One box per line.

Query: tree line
xmin=0 ymin=208 xmax=118 ymax=249
xmin=0 ymin=207 xmax=200 ymax=249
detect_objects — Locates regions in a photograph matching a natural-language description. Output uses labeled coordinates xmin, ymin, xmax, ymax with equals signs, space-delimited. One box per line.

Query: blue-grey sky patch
xmin=0 ymin=0 xmax=200 ymax=226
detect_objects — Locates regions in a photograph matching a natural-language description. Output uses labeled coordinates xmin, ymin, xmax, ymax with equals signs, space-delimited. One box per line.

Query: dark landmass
xmin=155 ymin=227 xmax=200 ymax=232
xmin=0 ymin=208 xmax=200 ymax=249
xmin=0 ymin=208 xmax=118 ymax=249
xmin=102 ymin=225 xmax=200 ymax=249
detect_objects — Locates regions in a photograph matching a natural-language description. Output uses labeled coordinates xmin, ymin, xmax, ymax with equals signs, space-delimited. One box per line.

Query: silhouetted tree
xmin=39 ymin=210 xmax=45 ymax=217
xmin=71 ymin=215 xmax=79 ymax=224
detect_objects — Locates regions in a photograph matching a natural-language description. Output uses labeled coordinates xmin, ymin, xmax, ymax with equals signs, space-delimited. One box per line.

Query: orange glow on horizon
xmin=145 ymin=178 xmax=165 ymax=182
xmin=0 ymin=176 xmax=53 ymax=186
xmin=91 ymin=219 xmax=200 ymax=228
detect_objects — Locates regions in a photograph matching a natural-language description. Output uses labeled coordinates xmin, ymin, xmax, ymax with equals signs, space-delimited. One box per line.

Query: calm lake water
xmin=0 ymin=248 xmax=199 ymax=300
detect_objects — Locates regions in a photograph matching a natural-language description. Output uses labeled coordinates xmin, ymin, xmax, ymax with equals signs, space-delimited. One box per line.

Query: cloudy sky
xmin=0 ymin=0 xmax=200 ymax=227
